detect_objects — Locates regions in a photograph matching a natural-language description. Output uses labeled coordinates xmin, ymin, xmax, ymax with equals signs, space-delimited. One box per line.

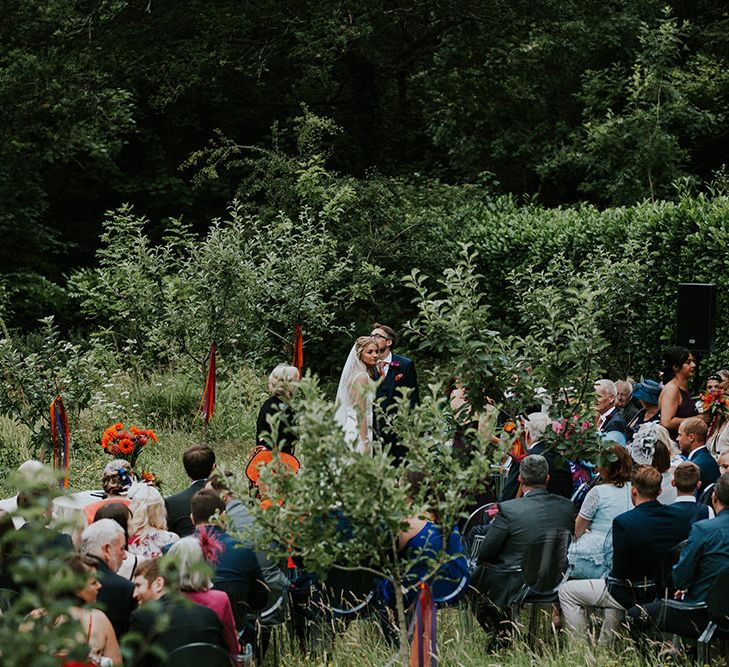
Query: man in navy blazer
xmin=164 ymin=444 xmax=215 ymax=537
xmin=500 ymin=413 xmax=573 ymax=501
xmin=560 ymin=466 xmax=690 ymax=643
xmin=629 ymin=473 xmax=729 ymax=639
xmin=678 ymin=417 xmax=720 ymax=490
xmin=81 ymin=519 xmax=137 ymax=638
xmin=671 ymin=461 xmax=713 ymax=524
xmin=371 ymin=323 xmax=419 ymax=465
xmin=595 ymin=379 xmax=629 ymax=444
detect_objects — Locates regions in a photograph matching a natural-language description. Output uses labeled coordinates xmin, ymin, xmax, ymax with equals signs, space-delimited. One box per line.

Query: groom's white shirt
xmin=379 ymin=352 xmax=393 ymax=379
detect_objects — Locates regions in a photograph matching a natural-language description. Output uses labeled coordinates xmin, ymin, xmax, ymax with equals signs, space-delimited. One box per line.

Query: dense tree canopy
xmin=2 ymin=0 xmax=728 ymax=330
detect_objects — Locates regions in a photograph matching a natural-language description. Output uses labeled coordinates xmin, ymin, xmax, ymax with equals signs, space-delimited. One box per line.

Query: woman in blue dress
xmin=380 ymin=471 xmax=470 ymax=608
xmin=567 ymin=445 xmax=634 ymax=580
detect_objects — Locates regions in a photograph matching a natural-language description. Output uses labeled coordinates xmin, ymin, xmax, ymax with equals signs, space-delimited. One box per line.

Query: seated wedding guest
xmin=80 ymin=519 xmax=136 ymax=638
xmin=164 ymin=444 xmax=216 ymax=537
xmin=616 ymin=379 xmax=639 ymax=426
xmin=628 ymin=473 xmax=729 ymax=640
xmin=16 ymin=468 xmax=73 ymax=558
xmin=256 ymin=363 xmax=300 ymax=454
xmin=626 ymin=379 xmax=661 ymax=437
xmin=671 ymin=462 xmax=713 ymax=523
xmin=500 ymin=413 xmax=573 ymax=501
xmin=206 ymin=471 xmax=288 ymax=611
xmin=167 ymin=536 xmax=240 ymax=655
xmin=380 ymin=471 xmax=469 ymax=609
xmin=130 ymin=558 xmax=227 ymax=667
xmin=66 ymin=554 xmax=122 ymax=667
xmin=206 ymin=470 xmax=288 ymax=661
xmin=190 ymin=489 xmax=267 ymax=613
xmin=678 ymin=417 xmax=720 ymax=490
xmin=559 ymin=466 xmax=689 ymax=643
xmin=0 ymin=510 xmax=16 ymax=590
xmin=568 ymin=445 xmax=633 ymax=580
xmin=127 ymin=483 xmax=179 ymax=560
xmin=659 ymin=346 xmax=698 ymax=440
xmin=595 ymin=379 xmax=629 ymax=444
xmin=473 ymin=455 xmax=575 ymax=637
xmin=719 ymin=450 xmax=729 ymax=476
xmin=83 ymin=460 xmax=133 ymax=525
xmin=629 ymin=422 xmax=677 ymax=504
xmin=0 ymin=459 xmax=46 ymax=528
xmin=94 ymin=502 xmax=138 ymax=579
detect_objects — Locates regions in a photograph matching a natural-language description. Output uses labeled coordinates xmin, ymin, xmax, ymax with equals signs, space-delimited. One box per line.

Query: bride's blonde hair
xmin=353 ymin=335 xmax=378 ymax=379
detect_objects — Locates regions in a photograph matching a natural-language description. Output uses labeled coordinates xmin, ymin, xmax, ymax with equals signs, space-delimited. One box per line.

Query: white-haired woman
xmin=126 ymin=483 xmax=179 ymax=560
xmin=166 ymin=536 xmax=240 ymax=655
xmin=255 ymin=363 xmax=301 ymax=455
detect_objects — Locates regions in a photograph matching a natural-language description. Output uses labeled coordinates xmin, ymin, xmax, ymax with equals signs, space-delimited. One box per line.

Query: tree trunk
xmin=392 ymin=574 xmax=410 ymax=667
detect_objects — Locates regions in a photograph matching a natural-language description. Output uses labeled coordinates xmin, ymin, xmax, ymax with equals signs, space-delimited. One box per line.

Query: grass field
xmin=257 ymin=606 xmax=719 ymax=666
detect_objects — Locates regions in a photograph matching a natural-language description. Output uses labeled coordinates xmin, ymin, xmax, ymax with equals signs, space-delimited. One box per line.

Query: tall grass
xmin=267 ymin=606 xmax=710 ymax=666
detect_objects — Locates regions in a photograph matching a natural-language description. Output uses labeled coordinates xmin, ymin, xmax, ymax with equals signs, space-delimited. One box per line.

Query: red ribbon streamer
xmin=50 ymin=395 xmax=70 ymax=489
xmin=292 ymin=324 xmax=303 ymax=373
xmin=410 ymin=582 xmax=437 ymax=667
xmin=200 ymin=343 xmax=217 ymax=425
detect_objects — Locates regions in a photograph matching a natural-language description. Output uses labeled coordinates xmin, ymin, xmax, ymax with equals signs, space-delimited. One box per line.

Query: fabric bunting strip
xmin=50 ymin=395 xmax=70 ymax=489
xmin=199 ymin=343 xmax=217 ymax=425
xmin=409 ymin=582 xmax=437 ymax=667
xmin=292 ymin=324 xmax=303 ymax=373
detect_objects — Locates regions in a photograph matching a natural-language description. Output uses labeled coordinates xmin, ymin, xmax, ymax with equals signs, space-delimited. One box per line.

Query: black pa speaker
xmin=677 ymin=283 xmax=716 ymax=352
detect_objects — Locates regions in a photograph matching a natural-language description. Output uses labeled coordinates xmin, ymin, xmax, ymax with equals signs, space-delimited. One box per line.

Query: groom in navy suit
xmin=371 ymin=323 xmax=419 ymax=465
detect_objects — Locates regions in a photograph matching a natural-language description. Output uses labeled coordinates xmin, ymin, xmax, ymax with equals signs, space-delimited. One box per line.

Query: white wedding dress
xmin=335 ymin=346 xmax=373 ymax=453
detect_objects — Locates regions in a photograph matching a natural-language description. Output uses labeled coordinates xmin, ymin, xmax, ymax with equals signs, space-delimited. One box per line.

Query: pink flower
xmin=552 ymin=420 xmax=565 ymax=435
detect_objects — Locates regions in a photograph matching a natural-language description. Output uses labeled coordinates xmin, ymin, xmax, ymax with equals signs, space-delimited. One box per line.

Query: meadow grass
xmin=263 ymin=605 xmax=717 ymax=666
xmin=0 ymin=366 xmax=267 ymax=497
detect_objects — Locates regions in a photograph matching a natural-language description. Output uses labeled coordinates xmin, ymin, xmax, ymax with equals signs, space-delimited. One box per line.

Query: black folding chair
xmin=0 ymin=587 xmax=18 ymax=613
xmin=655 ymin=540 xmax=688 ymax=599
xmin=509 ymin=528 xmax=572 ymax=643
xmin=462 ymin=502 xmax=497 ymax=538
xmin=697 ymin=567 xmax=729 ymax=663
xmin=163 ymin=642 xmax=237 ymax=667
xmin=319 ymin=566 xmax=376 ymax=621
xmin=698 ymin=483 xmax=715 ymax=506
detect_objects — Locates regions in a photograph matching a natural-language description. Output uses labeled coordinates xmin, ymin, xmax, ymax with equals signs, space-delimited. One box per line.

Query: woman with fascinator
xmin=629 ymin=422 xmax=678 ymax=504
xmin=334 ymin=335 xmax=379 ymax=453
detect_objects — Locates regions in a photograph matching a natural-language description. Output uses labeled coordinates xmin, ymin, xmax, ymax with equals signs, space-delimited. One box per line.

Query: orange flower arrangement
xmin=700 ymin=388 xmax=729 ymax=438
xmin=100 ymin=422 xmax=157 ymax=466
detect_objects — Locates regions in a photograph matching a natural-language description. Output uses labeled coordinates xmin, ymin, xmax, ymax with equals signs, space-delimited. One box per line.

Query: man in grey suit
xmin=472 ymin=455 xmax=575 ymax=637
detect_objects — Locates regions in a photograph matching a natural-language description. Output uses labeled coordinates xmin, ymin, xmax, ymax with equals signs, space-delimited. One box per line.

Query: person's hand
xmin=674 ymin=589 xmax=687 ymax=600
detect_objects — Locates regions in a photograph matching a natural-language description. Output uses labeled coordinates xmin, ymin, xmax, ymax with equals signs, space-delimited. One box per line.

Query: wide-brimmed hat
xmin=633 ymin=379 xmax=662 ymax=405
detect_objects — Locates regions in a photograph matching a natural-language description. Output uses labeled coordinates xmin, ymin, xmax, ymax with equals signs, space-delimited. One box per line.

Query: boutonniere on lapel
xmin=389 ymin=360 xmax=403 ymax=381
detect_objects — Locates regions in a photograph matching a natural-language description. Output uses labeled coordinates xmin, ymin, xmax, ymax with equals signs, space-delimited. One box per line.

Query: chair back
xmin=0 ymin=587 xmax=18 ymax=613
xmin=698 ymin=483 xmax=715 ymax=506
xmin=520 ymin=528 xmax=571 ymax=594
xmin=163 ymin=642 xmax=236 ymax=667
xmin=462 ymin=502 xmax=498 ymax=539
xmin=706 ymin=567 xmax=729 ymax=629
xmin=320 ymin=566 xmax=376 ymax=618
xmin=656 ymin=539 xmax=688 ymax=597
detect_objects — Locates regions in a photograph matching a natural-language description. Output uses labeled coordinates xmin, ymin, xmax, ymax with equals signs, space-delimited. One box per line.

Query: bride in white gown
xmin=334 ymin=336 xmax=379 ymax=453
